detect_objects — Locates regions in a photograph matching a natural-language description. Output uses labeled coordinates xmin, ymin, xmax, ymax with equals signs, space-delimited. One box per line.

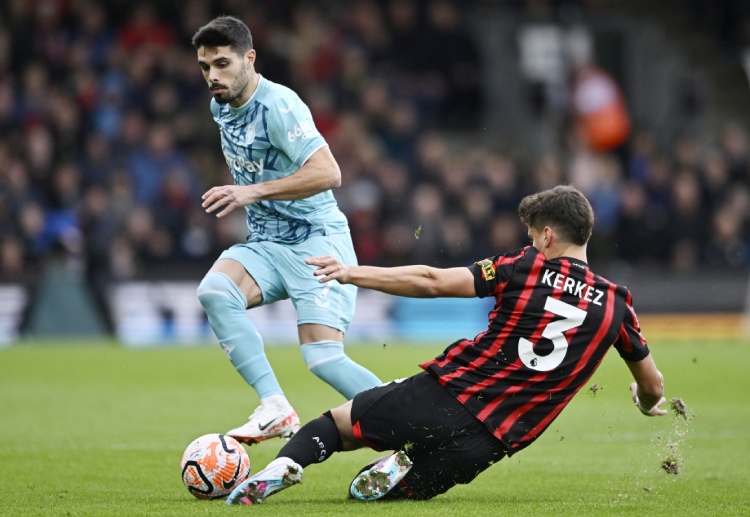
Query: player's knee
xmin=300 ymin=341 xmax=350 ymax=383
xmin=301 ymin=341 xmax=379 ymax=399
xmin=300 ymin=341 xmax=345 ymax=369
xmin=196 ymin=272 xmax=246 ymax=312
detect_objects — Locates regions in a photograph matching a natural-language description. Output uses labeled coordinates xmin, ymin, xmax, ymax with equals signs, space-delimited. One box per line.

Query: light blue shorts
xmin=217 ymin=232 xmax=358 ymax=334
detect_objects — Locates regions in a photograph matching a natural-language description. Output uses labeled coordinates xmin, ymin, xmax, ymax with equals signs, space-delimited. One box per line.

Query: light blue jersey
xmin=210 ymin=75 xmax=349 ymax=244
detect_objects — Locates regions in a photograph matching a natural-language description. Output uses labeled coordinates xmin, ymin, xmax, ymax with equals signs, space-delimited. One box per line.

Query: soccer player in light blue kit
xmin=191 ymin=16 xmax=381 ymax=444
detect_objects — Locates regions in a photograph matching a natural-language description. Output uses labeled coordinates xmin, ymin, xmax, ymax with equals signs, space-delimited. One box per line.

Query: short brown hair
xmin=518 ymin=185 xmax=594 ymax=245
xmin=191 ymin=16 xmax=253 ymax=55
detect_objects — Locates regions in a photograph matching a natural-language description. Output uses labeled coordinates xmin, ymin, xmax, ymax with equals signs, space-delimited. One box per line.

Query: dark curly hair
xmin=518 ymin=185 xmax=594 ymax=245
xmin=192 ymin=16 xmax=253 ymax=55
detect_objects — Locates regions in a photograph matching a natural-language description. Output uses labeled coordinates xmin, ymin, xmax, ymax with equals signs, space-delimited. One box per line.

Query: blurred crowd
xmin=0 ymin=0 xmax=749 ymax=305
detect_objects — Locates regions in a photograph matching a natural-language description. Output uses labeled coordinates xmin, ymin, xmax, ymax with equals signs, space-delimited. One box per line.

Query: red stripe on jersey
xmin=456 ymin=361 xmax=520 ymax=403
xmin=431 ymin=254 xmax=519 ymax=370
xmin=438 ymin=251 xmax=547 ymax=386
xmin=628 ymin=304 xmax=647 ymax=347
xmin=512 ymin=281 xmax=618 ymax=445
xmin=617 ymin=318 xmax=633 ymax=354
xmin=457 ymin=259 xmax=572 ymax=404
xmin=421 ymin=250 xmax=642 ymax=453
xmin=490 ymin=265 xmax=595 ymax=433
xmin=478 ymin=261 xmax=583 ymax=423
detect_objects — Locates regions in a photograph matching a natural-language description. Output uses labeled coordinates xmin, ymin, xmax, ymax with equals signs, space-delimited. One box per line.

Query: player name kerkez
xmin=540 ymin=269 xmax=603 ymax=306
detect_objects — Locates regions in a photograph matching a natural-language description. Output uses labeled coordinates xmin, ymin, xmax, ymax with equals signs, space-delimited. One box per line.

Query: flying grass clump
xmin=661 ymin=455 xmax=681 ymax=475
xmin=660 ymin=441 xmax=683 ymax=475
xmin=670 ymin=397 xmax=689 ymax=419
xmin=655 ymin=401 xmax=692 ymax=476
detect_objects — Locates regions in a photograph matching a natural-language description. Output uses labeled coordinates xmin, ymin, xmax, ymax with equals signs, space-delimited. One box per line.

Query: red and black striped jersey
xmin=421 ymin=246 xmax=649 ymax=455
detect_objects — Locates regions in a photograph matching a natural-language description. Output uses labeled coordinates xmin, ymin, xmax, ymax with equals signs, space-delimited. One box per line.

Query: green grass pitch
xmin=1 ymin=338 xmax=748 ymax=516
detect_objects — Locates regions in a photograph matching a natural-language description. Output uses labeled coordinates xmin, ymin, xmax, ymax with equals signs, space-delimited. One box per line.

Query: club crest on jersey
xmin=475 ymin=259 xmax=496 ymax=280
xmin=244 ymin=127 xmax=255 ymax=146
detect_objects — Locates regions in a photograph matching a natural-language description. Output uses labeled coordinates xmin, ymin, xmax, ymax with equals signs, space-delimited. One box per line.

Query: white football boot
xmin=349 ymin=450 xmax=413 ymax=501
xmin=226 ymin=404 xmax=301 ymax=445
xmin=226 ymin=457 xmax=303 ymax=506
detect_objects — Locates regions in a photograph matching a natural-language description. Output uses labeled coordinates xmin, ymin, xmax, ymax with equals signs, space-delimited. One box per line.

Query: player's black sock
xmin=277 ymin=411 xmax=342 ymax=468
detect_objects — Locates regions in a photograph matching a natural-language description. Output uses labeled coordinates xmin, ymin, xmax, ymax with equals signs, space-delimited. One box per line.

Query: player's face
xmin=197 ymin=46 xmax=252 ymax=106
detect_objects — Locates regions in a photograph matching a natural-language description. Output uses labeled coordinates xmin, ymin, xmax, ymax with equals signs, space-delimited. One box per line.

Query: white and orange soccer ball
xmin=180 ymin=433 xmax=251 ymax=499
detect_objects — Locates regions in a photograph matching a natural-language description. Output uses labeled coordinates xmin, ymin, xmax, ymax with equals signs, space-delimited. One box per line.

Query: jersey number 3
xmin=519 ymin=297 xmax=587 ymax=371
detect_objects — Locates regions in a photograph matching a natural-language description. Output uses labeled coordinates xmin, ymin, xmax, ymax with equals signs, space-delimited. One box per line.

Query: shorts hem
xmin=296 ymin=318 xmax=347 ymax=334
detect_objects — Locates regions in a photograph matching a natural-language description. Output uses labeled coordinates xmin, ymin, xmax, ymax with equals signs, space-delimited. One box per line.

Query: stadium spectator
xmin=668 ymin=170 xmax=707 ymax=270
xmin=720 ymin=121 xmax=750 ymax=182
xmin=705 ymin=203 xmax=750 ymax=268
xmin=126 ymin=122 xmax=196 ymax=206
xmin=570 ymin=60 xmax=631 ymax=153
xmin=420 ymin=0 xmax=482 ymax=128
xmin=614 ymin=180 xmax=669 ymax=266
xmin=117 ymin=4 xmax=175 ymax=52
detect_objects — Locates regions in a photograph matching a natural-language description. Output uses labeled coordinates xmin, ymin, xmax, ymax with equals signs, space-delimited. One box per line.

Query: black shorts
xmin=350 ymin=371 xmax=507 ymax=499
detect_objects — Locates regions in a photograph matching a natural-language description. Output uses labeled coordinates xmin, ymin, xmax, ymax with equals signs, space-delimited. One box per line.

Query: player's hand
xmin=306 ymin=255 xmax=351 ymax=284
xmin=202 ymin=185 xmax=257 ymax=217
xmin=629 ymin=382 xmax=668 ymax=416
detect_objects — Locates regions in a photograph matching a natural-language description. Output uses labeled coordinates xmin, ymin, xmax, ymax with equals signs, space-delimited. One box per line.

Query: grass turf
xmin=1 ymin=338 xmax=748 ymax=516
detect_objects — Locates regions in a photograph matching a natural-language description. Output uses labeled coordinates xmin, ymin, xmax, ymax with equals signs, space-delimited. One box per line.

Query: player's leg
xmin=225 ymin=457 xmax=303 ymax=506
xmin=298 ymin=324 xmax=381 ymax=399
xmin=227 ymin=402 xmax=360 ymax=506
xmin=393 ymin=425 xmax=507 ymax=500
xmin=233 ymin=379 xmax=421 ymax=504
xmin=347 ymin=372 xmax=506 ymax=500
xmin=196 ymin=245 xmax=299 ymax=444
xmin=281 ymin=234 xmax=381 ymax=399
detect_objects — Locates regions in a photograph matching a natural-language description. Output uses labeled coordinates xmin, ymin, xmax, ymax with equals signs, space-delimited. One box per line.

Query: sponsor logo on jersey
xmin=224 ymin=152 xmax=265 ymax=176
xmin=475 ymin=259 xmax=496 ymax=281
xmin=287 ymin=120 xmax=317 ymax=142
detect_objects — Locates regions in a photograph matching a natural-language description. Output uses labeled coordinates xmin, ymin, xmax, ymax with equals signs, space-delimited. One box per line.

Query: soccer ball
xmin=180 ymin=433 xmax=250 ymax=499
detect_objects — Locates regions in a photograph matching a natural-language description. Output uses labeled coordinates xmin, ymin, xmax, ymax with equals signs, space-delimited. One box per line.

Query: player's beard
xmin=211 ymin=67 xmax=250 ymax=105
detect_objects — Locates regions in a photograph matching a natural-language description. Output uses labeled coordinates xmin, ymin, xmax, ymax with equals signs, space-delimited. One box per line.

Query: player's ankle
xmin=260 ymin=394 xmax=293 ymax=412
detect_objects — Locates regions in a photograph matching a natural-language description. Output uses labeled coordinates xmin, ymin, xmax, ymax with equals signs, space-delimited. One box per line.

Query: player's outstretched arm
xmin=625 ymin=354 xmax=667 ymax=416
xmin=305 ymin=255 xmax=476 ymax=298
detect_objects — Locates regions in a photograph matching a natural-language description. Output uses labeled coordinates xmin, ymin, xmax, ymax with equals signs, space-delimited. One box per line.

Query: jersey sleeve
xmin=612 ymin=288 xmax=650 ymax=361
xmin=469 ymin=248 xmax=526 ymax=298
xmin=266 ymin=92 xmax=327 ymax=168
